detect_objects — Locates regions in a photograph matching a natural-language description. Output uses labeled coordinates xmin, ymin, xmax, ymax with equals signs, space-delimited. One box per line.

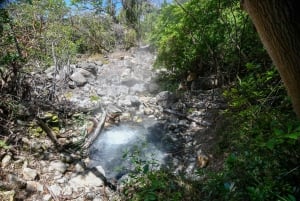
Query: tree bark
xmin=241 ymin=0 xmax=300 ymax=118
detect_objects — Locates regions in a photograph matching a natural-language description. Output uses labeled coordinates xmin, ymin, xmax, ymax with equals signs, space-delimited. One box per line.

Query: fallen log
xmin=37 ymin=118 xmax=63 ymax=150
xmin=82 ymin=111 xmax=106 ymax=149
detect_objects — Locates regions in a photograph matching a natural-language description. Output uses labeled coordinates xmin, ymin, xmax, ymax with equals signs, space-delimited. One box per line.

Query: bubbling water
xmin=89 ymin=122 xmax=167 ymax=179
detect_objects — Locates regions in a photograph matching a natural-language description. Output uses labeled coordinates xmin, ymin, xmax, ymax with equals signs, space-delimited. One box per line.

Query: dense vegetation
xmin=1 ymin=0 xmax=300 ymax=200
xmin=125 ymin=0 xmax=300 ymax=200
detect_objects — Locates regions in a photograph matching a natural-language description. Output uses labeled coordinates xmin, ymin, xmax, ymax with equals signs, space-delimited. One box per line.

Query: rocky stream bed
xmin=0 ymin=46 xmax=226 ymax=200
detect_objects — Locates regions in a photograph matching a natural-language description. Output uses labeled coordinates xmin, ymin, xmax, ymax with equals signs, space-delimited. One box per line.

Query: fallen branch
xmin=163 ymin=109 xmax=211 ymax=127
xmin=82 ymin=111 xmax=106 ymax=149
xmin=37 ymin=118 xmax=63 ymax=150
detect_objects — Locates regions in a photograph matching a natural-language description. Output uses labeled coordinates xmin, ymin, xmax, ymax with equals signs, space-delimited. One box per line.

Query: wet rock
xmin=120 ymin=112 xmax=131 ymax=121
xmin=22 ymin=167 xmax=38 ymax=181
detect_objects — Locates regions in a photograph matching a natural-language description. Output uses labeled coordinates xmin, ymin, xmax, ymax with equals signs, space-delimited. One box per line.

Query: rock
xmin=178 ymin=120 xmax=188 ymax=127
xmin=156 ymin=91 xmax=176 ymax=108
xmin=26 ymin=181 xmax=43 ymax=192
xmin=22 ymin=167 xmax=38 ymax=181
xmin=120 ymin=112 xmax=131 ymax=121
xmin=0 ymin=190 xmax=15 ymax=201
xmin=68 ymin=171 xmax=104 ymax=189
xmin=62 ymin=186 xmax=73 ymax=196
xmin=68 ymin=80 xmax=76 ymax=89
xmin=148 ymin=83 xmax=159 ymax=93
xmin=77 ymin=68 xmax=94 ymax=78
xmin=7 ymin=174 xmax=26 ymax=188
xmin=1 ymin=154 xmax=12 ymax=168
xmin=70 ymin=72 xmax=87 ymax=86
xmin=94 ymin=60 xmax=103 ymax=66
xmin=79 ymin=62 xmax=98 ymax=75
xmin=49 ymin=184 xmax=62 ymax=197
xmin=43 ymin=194 xmax=52 ymax=201
xmin=197 ymin=154 xmax=209 ymax=168
xmin=74 ymin=162 xmax=85 ymax=173
xmin=130 ymin=83 xmax=146 ymax=94
xmin=49 ymin=160 xmax=68 ymax=174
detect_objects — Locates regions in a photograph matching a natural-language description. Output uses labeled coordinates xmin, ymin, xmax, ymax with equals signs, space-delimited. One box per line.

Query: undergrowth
xmin=120 ymin=63 xmax=300 ymax=201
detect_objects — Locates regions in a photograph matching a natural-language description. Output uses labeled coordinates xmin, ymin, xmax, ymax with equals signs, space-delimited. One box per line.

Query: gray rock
xmin=156 ymin=91 xmax=176 ymax=108
xmin=130 ymin=83 xmax=146 ymax=94
xmin=79 ymin=62 xmax=98 ymax=75
xmin=22 ymin=167 xmax=38 ymax=181
xmin=148 ymin=83 xmax=159 ymax=93
xmin=70 ymin=72 xmax=87 ymax=86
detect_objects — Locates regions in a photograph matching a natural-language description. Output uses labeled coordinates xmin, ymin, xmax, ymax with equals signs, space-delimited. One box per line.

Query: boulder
xmin=156 ymin=91 xmax=176 ymax=108
xmin=78 ymin=62 xmax=98 ymax=76
xmin=70 ymin=72 xmax=87 ymax=86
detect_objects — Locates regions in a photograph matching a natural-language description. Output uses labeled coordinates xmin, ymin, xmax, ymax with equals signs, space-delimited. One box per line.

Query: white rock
xmin=74 ymin=163 xmax=85 ymax=173
xmin=22 ymin=167 xmax=38 ymax=181
xmin=68 ymin=171 xmax=104 ymax=190
xmin=49 ymin=160 xmax=68 ymax=173
xmin=1 ymin=154 xmax=12 ymax=168
xmin=62 ymin=186 xmax=73 ymax=196
xmin=43 ymin=194 xmax=52 ymax=201
xmin=26 ymin=181 xmax=43 ymax=192
xmin=49 ymin=184 xmax=62 ymax=196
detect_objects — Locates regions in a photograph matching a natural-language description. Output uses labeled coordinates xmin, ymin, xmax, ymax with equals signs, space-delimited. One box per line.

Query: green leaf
xmin=284 ymin=132 xmax=300 ymax=140
xmin=143 ymin=164 xmax=150 ymax=174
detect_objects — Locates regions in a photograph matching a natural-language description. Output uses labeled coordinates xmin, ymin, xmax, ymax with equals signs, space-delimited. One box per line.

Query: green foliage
xmin=150 ymin=0 xmax=266 ymax=78
xmin=196 ymin=62 xmax=300 ymax=200
xmin=121 ymin=145 xmax=201 ymax=201
xmin=124 ymin=28 xmax=137 ymax=50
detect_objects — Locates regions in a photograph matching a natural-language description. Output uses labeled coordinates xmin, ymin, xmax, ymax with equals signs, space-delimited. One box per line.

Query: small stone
xmin=49 ymin=184 xmax=62 ymax=196
xmin=74 ymin=163 xmax=85 ymax=173
xmin=49 ymin=160 xmax=68 ymax=173
xmin=68 ymin=171 xmax=104 ymax=190
xmin=22 ymin=167 xmax=38 ymax=181
xmin=62 ymin=186 xmax=73 ymax=196
xmin=26 ymin=181 xmax=43 ymax=192
xmin=1 ymin=154 xmax=12 ymax=168
xmin=43 ymin=194 xmax=52 ymax=201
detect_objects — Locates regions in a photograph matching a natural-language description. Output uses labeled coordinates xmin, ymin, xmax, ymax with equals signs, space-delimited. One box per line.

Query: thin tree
xmin=242 ymin=0 xmax=300 ymax=118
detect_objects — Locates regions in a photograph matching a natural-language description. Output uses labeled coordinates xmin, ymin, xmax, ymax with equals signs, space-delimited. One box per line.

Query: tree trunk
xmin=241 ymin=0 xmax=300 ymax=118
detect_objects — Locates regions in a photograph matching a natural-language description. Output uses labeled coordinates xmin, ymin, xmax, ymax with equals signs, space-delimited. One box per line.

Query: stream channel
xmin=65 ymin=46 xmax=222 ymax=181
